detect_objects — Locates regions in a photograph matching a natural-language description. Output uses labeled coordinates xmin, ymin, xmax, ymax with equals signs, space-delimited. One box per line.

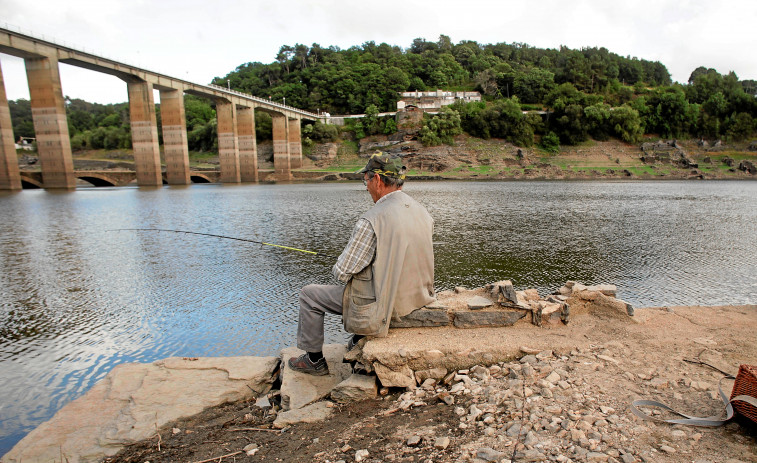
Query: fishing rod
xmin=112 ymin=228 xmax=339 ymax=259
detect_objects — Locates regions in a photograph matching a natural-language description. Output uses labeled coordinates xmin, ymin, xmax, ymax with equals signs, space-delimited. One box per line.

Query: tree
xmin=688 ymin=66 xmax=715 ymax=84
xmin=384 ymin=118 xmax=397 ymax=134
xmin=584 ymin=103 xmax=612 ymax=140
xmin=276 ymin=45 xmax=294 ymax=74
xmin=646 ymin=86 xmax=696 ymax=138
xmin=514 ymin=67 xmax=555 ymax=104
xmin=420 ymin=106 xmax=462 ymax=146
xmin=363 ymin=104 xmax=381 ymax=135
xmin=437 ymin=34 xmax=453 ymax=53
xmin=609 ymin=104 xmax=644 ymax=143
xmin=726 ymin=112 xmax=755 ymax=141
xmin=545 ymin=83 xmax=596 ymax=144
xmin=541 ymin=132 xmax=560 ymax=153
xmin=293 ymin=44 xmax=309 ymax=71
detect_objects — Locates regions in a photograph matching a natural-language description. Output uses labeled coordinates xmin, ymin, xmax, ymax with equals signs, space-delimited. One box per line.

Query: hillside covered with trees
xmin=213 ymin=35 xmax=757 ymax=148
xmin=9 ymin=35 xmax=757 ymax=152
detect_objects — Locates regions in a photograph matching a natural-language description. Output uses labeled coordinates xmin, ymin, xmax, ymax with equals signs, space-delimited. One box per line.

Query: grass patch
xmin=541 ymin=157 xmax=570 ymax=168
xmin=701 ymin=152 xmax=757 ymax=163
xmin=467 ymin=165 xmax=495 ymax=174
xmin=188 ymin=152 xmax=218 ymax=168
xmin=624 ymin=166 xmax=660 ymax=176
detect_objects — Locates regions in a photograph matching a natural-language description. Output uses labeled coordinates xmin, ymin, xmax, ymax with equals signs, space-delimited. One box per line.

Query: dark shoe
xmin=288 ymin=353 xmax=329 ymax=376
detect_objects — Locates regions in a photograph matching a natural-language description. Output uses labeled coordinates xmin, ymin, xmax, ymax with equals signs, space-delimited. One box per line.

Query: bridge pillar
xmin=216 ymin=101 xmax=240 ymax=183
xmin=0 ymin=61 xmax=21 ymax=190
xmin=127 ymin=81 xmax=162 ymax=186
xmin=272 ymin=113 xmax=291 ymax=178
xmin=159 ymin=89 xmax=190 ymax=185
xmin=25 ymin=56 xmax=75 ymax=189
xmin=237 ymin=106 xmax=258 ymax=182
xmin=288 ymin=117 xmax=302 ymax=169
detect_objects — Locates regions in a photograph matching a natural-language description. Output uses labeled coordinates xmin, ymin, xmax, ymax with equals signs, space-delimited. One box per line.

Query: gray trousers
xmin=297 ymin=284 xmax=345 ymax=352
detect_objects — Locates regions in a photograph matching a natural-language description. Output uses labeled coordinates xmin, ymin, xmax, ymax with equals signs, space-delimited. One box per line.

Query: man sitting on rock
xmin=288 ymin=152 xmax=436 ymax=375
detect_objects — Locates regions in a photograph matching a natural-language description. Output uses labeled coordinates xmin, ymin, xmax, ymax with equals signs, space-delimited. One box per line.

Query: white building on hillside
xmin=397 ymin=90 xmax=481 ymax=111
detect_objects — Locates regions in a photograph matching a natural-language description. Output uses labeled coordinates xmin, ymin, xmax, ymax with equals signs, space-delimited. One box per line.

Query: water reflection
xmin=0 ymin=180 xmax=756 ymax=455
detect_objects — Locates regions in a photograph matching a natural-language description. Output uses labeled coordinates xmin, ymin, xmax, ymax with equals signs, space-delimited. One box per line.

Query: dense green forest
xmin=9 ymin=35 xmax=757 ymax=151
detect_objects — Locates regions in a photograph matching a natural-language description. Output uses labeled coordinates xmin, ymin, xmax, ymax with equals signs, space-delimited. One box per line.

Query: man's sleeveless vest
xmin=342 ymin=191 xmax=435 ymax=337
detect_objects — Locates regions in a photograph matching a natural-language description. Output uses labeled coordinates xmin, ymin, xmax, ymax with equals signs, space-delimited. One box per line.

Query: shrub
xmin=541 ymin=132 xmax=560 ymax=153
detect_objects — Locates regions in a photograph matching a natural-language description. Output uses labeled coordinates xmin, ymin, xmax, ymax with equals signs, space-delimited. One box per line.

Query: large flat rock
xmin=331 ymin=374 xmax=378 ymax=403
xmin=3 ymin=356 xmax=279 ymax=463
xmin=280 ymin=344 xmax=352 ymax=411
xmin=273 ymin=401 xmax=334 ymax=429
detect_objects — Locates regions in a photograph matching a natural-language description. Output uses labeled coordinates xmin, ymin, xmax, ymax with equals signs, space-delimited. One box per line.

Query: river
xmin=1 ymin=180 xmax=756 ymax=455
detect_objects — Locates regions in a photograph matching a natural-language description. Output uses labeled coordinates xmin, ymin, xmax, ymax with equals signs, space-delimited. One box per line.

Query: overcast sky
xmin=1 ymin=0 xmax=755 ymax=105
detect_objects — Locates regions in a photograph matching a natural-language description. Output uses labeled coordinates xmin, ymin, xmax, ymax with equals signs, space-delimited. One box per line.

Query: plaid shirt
xmin=332 ymin=191 xmax=402 ymax=283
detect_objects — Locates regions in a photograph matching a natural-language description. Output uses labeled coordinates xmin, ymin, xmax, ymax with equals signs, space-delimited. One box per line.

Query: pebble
xmin=586 ymin=451 xmax=609 ymax=461
xmin=243 ymin=443 xmax=259 ymax=456
xmin=660 ymin=445 xmax=676 ymax=453
xmin=434 ymin=436 xmax=450 ymax=449
xmin=620 ymin=453 xmax=636 ymax=463
xmin=506 ymin=422 xmax=522 ymax=437
xmin=438 ymin=391 xmax=455 ymax=405
xmin=449 ymin=382 xmax=466 ymax=393
xmin=354 ymin=449 xmax=369 ymax=461
xmin=476 ymin=447 xmax=507 ymax=462
xmin=406 ymin=435 xmax=421 ymax=447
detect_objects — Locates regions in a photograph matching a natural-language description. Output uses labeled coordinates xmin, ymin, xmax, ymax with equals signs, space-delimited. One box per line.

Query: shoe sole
xmin=290 ymin=367 xmax=330 ymax=376
xmin=287 ymin=359 xmax=330 ymax=376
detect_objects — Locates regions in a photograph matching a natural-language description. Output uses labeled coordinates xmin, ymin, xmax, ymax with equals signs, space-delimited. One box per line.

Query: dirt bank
xmin=23 ymin=138 xmax=757 ymax=183
xmin=338 ymin=136 xmax=757 ymax=181
xmin=105 ymin=305 xmax=756 ymax=463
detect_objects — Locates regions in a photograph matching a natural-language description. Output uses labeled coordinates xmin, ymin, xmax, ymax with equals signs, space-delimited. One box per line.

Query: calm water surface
xmin=1 ymin=180 xmax=756 ymax=454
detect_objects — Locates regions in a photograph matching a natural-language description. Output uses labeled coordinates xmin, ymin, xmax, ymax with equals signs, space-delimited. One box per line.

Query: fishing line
xmin=111 ymin=228 xmax=339 ymax=259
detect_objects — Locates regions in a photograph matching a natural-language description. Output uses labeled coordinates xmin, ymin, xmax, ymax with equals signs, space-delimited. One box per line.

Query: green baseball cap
xmin=357 ymin=152 xmax=407 ymax=179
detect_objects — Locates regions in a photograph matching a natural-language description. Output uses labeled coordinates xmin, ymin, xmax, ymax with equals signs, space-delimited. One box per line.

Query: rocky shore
xmin=39 ymin=137 xmax=757 ymax=184
xmin=302 ymin=137 xmax=757 ymax=182
xmin=3 ymin=282 xmax=756 ymax=463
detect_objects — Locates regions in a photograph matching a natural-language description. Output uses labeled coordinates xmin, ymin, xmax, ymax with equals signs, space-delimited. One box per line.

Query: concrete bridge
xmin=0 ymin=27 xmax=321 ymax=190
xmin=18 ymin=170 xmax=219 ymax=188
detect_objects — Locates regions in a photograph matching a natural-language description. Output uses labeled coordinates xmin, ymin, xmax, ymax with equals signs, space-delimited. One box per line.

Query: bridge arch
xmin=19 ymin=173 xmax=43 ymax=189
xmin=190 ymin=174 xmax=212 ymax=183
xmin=76 ymin=174 xmax=119 ymax=187
xmin=21 ymin=178 xmax=43 ymax=189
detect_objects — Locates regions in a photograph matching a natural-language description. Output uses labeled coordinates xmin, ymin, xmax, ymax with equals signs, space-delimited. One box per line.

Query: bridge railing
xmin=1 ymin=22 xmax=142 ymax=68
xmin=204 ymin=83 xmax=319 ymax=118
xmin=2 ymin=23 xmax=321 ymax=119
